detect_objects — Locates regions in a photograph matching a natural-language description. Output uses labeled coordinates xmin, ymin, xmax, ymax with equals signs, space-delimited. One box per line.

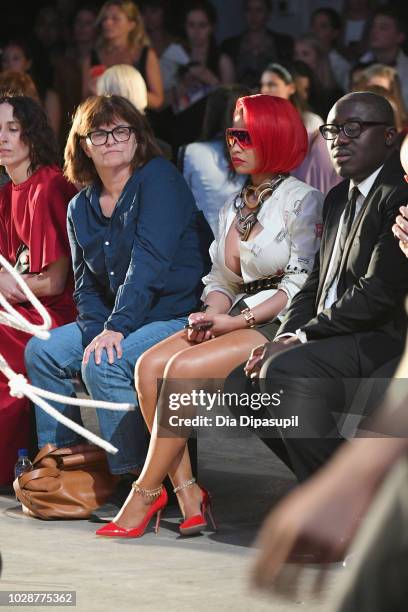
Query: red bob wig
xmin=235 ymin=94 xmax=308 ymax=174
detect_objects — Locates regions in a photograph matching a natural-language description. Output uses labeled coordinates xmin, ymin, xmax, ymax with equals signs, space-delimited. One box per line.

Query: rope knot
xmin=8 ymin=374 xmax=28 ymax=398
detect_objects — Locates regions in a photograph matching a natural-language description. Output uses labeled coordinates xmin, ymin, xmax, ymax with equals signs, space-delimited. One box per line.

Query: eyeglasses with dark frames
xmin=225 ymin=128 xmax=254 ymax=149
xmin=83 ymin=125 xmax=136 ymax=146
xmin=319 ymin=121 xmax=390 ymax=140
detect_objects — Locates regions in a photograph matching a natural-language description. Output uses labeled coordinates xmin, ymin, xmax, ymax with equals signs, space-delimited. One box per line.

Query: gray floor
xmin=0 ymin=431 xmax=348 ymax=612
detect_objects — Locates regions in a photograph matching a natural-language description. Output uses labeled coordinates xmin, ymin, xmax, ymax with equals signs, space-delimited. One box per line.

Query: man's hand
xmin=82 ymin=329 xmax=124 ymax=365
xmin=251 ymin=452 xmax=379 ymax=596
xmin=392 ymin=205 xmax=408 ymax=258
xmin=245 ymin=337 xmax=301 ymax=380
xmin=0 ymin=269 xmax=27 ymax=304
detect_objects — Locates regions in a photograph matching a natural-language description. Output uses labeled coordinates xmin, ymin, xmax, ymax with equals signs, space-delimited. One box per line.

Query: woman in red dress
xmin=0 ymin=95 xmax=77 ymax=485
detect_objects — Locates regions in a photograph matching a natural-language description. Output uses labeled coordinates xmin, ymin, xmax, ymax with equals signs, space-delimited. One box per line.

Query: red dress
xmin=0 ymin=166 xmax=77 ymax=485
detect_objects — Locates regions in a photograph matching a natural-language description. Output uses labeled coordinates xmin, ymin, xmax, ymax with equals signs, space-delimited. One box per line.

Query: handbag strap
xmin=19 ymin=467 xmax=60 ymax=488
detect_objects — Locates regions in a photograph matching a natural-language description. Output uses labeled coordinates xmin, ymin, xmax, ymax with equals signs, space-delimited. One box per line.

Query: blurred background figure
xmin=359 ymin=6 xmax=408 ymax=107
xmin=352 ymin=63 xmax=408 ymax=131
xmin=95 ymin=63 xmax=171 ymax=158
xmin=260 ymin=62 xmax=340 ymax=194
xmin=221 ymin=0 xmax=293 ymax=89
xmin=294 ymin=33 xmax=343 ymax=118
xmin=311 ymin=7 xmax=351 ymax=92
xmin=169 ymin=0 xmax=235 ymax=149
xmin=1 ymin=39 xmax=61 ymax=139
xmin=340 ymin=0 xmax=374 ymax=62
xmin=179 ymin=84 xmax=250 ymax=235
xmin=53 ymin=4 xmax=99 ymax=148
xmin=0 ymin=71 xmax=40 ymax=103
xmin=96 ymin=64 xmax=148 ymax=113
xmin=87 ymin=0 xmax=164 ymax=110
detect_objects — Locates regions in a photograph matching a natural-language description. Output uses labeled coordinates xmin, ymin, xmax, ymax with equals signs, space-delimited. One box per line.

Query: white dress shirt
xmin=275 ymin=165 xmax=383 ymax=343
xmin=321 ymin=165 xmax=383 ymax=312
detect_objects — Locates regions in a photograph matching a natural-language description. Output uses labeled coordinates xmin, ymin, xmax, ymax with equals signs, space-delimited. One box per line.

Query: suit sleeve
xmin=302 ymin=185 xmax=408 ymax=339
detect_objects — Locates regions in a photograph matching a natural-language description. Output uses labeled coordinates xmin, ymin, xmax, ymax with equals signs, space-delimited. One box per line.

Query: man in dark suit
xmin=227 ymin=91 xmax=408 ymax=482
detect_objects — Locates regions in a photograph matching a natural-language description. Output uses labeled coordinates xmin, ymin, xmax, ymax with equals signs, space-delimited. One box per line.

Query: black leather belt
xmin=239 ymin=274 xmax=284 ymax=295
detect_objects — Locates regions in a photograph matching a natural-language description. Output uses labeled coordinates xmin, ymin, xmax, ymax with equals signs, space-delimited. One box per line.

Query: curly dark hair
xmin=0 ymin=95 xmax=60 ymax=175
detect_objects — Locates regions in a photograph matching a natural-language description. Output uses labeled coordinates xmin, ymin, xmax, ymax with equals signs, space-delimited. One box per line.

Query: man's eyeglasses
xmin=319 ymin=121 xmax=390 ymax=140
xmin=225 ymin=128 xmax=254 ymax=149
xmin=84 ymin=125 xmax=136 ymax=146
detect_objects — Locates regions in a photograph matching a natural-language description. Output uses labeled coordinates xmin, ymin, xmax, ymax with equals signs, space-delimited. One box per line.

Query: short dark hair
xmin=243 ymin=0 xmax=271 ymax=10
xmin=184 ymin=0 xmax=218 ymax=25
xmin=373 ymin=6 xmax=406 ymax=35
xmin=338 ymin=91 xmax=396 ymax=126
xmin=311 ymin=7 xmax=342 ymax=31
xmin=0 ymin=95 xmax=59 ymax=175
xmin=64 ymin=95 xmax=162 ymax=185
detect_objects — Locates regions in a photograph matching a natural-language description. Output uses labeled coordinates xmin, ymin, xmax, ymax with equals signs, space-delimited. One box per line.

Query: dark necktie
xmin=318 ymin=186 xmax=360 ymax=312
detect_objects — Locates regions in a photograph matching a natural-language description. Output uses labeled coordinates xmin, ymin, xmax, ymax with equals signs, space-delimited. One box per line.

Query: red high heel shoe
xmin=175 ymin=479 xmax=217 ymax=536
xmin=96 ymin=483 xmax=167 ymax=538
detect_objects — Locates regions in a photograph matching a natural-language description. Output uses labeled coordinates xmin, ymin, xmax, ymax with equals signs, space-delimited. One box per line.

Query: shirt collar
xmin=349 ymin=164 xmax=384 ymax=199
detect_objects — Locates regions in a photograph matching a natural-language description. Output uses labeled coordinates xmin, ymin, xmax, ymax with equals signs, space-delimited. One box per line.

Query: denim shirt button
xmin=110 ymin=271 xmax=115 ymax=276
xmin=105 ymin=241 xmax=110 ymax=246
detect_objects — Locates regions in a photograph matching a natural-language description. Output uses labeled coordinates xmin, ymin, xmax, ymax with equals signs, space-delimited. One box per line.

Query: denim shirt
xmin=67 ymin=157 xmax=213 ymax=346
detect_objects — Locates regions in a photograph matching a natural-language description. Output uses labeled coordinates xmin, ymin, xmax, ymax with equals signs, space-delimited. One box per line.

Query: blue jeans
xmin=25 ymin=319 xmax=186 ymax=474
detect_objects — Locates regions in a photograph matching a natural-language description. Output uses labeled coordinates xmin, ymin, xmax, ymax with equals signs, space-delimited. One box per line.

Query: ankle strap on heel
xmin=132 ymin=482 xmax=163 ymax=499
xmin=173 ymin=477 xmax=196 ymax=494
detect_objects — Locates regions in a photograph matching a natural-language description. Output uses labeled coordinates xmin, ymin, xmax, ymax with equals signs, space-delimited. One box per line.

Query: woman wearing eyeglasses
xmin=96 ymin=94 xmax=324 ymax=540
xmin=25 ymin=95 xmax=213 ymax=503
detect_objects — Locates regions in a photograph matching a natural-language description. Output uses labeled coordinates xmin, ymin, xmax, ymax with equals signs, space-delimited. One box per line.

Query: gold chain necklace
xmin=235 ymin=174 xmax=288 ymax=241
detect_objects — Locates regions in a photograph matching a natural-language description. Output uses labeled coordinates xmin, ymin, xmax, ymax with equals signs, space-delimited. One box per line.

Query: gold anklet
xmin=173 ymin=477 xmax=196 ymax=494
xmin=132 ymin=482 xmax=163 ymax=499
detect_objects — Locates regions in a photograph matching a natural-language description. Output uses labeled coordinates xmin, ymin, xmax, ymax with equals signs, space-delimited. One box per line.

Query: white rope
xmin=0 ymin=254 xmax=51 ymax=339
xmin=0 ymin=255 xmax=135 ymax=455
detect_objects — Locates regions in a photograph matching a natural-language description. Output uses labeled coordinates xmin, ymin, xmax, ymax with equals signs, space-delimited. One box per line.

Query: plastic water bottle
xmin=14 ymin=449 xmax=32 ymax=480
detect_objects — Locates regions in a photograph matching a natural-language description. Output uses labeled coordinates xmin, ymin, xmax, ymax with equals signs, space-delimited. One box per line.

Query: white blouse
xmin=202 ymin=176 xmax=324 ymax=320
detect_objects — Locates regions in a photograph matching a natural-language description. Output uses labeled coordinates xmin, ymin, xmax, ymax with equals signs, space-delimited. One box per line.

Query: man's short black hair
xmin=311 ymin=7 xmax=342 ymax=32
xmin=336 ymin=91 xmax=396 ymax=127
xmin=373 ymin=6 xmax=406 ymax=35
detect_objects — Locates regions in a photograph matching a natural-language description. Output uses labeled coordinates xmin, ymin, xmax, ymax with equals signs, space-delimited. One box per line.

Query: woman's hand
xmin=186 ymin=312 xmax=243 ymax=343
xmin=392 ymin=205 xmax=408 ymax=258
xmin=83 ymin=329 xmax=124 ymax=366
xmin=0 ymin=269 xmax=27 ymax=304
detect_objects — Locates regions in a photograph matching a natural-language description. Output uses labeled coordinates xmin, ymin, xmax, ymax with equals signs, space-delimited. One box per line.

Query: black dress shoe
xmin=89 ymin=475 xmax=134 ymax=523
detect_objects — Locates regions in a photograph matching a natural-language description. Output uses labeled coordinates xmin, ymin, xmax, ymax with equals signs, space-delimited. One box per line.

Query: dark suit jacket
xmin=278 ymin=151 xmax=408 ymax=365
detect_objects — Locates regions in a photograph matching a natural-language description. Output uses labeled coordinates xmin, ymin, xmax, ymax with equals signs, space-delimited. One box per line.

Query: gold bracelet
xmin=241 ymin=307 xmax=256 ymax=328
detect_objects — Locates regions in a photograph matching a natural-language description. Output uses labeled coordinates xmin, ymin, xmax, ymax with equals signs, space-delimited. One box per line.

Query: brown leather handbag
xmin=13 ymin=444 xmax=119 ymax=520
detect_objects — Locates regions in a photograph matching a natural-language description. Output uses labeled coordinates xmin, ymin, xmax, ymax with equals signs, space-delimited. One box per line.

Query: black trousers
xmin=226 ymin=333 xmax=403 ymax=482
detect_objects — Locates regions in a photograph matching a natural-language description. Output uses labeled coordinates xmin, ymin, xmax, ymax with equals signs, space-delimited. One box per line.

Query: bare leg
xmin=115 ymin=328 xmax=266 ymax=529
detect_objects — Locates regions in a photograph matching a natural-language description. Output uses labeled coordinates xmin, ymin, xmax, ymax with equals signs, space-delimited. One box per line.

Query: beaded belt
xmin=239 ymin=274 xmax=284 ymax=295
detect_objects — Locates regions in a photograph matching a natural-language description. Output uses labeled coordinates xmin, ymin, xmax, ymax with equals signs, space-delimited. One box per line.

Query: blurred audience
xmin=311 ymin=7 xmax=351 ymax=92
xmin=54 ymin=4 xmax=99 ymax=147
xmin=221 ymin=0 xmax=293 ymax=89
xmin=96 ymin=64 xmax=148 ymax=113
xmin=340 ymin=0 xmax=374 ymax=62
xmin=179 ymin=84 xmax=251 ymax=234
xmin=360 ymin=6 xmax=408 ymax=107
xmin=87 ymin=0 xmax=164 ymax=110
xmin=294 ymin=33 xmax=343 ymax=118
xmin=1 ymin=39 xmax=61 ymax=139
xmin=0 ymin=71 xmax=40 ymax=103
xmin=353 ymin=63 xmax=408 ymax=130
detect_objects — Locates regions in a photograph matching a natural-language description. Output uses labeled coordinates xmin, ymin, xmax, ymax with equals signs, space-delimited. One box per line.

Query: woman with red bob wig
xmin=96 ymin=94 xmax=324 ymax=541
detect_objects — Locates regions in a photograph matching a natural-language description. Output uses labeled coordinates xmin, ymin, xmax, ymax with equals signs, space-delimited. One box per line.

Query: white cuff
xmin=274 ymin=330 xmax=307 ymax=343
